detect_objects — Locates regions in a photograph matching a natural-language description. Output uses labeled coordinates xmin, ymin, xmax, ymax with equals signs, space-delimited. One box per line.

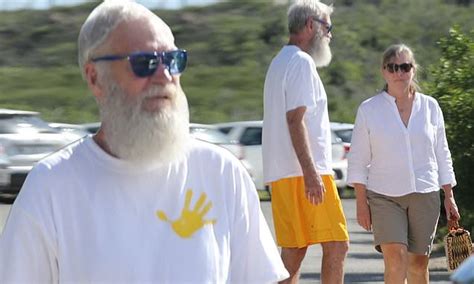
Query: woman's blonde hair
xmin=381 ymin=44 xmax=420 ymax=94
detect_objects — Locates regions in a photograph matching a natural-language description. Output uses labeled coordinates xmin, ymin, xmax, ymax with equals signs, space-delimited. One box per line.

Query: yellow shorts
xmin=271 ymin=175 xmax=349 ymax=248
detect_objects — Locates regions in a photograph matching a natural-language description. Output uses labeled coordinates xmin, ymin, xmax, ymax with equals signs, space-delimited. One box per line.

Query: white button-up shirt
xmin=347 ymin=91 xmax=456 ymax=197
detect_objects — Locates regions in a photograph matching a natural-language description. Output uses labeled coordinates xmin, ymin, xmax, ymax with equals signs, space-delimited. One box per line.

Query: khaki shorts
xmin=270 ymin=175 xmax=349 ymax=248
xmin=367 ymin=190 xmax=440 ymax=255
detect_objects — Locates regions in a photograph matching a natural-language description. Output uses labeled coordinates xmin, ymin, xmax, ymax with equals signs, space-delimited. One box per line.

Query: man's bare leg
xmin=321 ymin=241 xmax=349 ymax=284
xmin=279 ymin=247 xmax=308 ymax=284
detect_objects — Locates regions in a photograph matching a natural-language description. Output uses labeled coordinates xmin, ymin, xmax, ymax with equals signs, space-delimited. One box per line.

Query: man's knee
xmin=322 ymin=241 xmax=349 ymax=257
xmin=281 ymin=247 xmax=308 ymax=274
xmin=408 ymin=255 xmax=429 ymax=274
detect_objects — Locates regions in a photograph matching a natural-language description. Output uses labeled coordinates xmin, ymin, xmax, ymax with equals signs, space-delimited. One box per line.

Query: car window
xmin=217 ymin=127 xmax=233 ymax=135
xmin=190 ymin=127 xmax=233 ymax=144
xmin=240 ymin=127 xmax=262 ymax=146
xmin=0 ymin=115 xmax=57 ymax=134
xmin=333 ymin=129 xmax=353 ymax=143
xmin=331 ymin=131 xmax=342 ymax=144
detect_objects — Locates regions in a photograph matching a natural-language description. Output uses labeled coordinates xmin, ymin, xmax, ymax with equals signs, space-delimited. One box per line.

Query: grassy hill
xmin=0 ymin=0 xmax=472 ymax=124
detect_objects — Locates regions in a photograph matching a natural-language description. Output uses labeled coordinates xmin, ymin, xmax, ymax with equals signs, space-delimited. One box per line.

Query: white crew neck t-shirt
xmin=0 ymin=136 xmax=288 ymax=283
xmin=263 ymin=45 xmax=332 ymax=184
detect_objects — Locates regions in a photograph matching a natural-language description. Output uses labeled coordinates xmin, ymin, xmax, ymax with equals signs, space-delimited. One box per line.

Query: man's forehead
xmin=107 ymin=17 xmax=175 ymax=53
xmin=321 ymin=13 xmax=331 ymax=23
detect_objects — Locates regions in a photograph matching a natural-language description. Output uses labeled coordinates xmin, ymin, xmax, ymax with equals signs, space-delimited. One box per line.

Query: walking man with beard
xmin=0 ymin=2 xmax=289 ymax=283
xmin=262 ymin=0 xmax=349 ymax=283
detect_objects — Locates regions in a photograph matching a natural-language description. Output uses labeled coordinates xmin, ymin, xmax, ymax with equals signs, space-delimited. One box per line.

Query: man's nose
xmin=150 ymin=63 xmax=172 ymax=84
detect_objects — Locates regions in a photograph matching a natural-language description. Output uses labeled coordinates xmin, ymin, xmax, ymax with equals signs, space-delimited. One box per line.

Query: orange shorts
xmin=271 ymin=175 xmax=349 ymax=248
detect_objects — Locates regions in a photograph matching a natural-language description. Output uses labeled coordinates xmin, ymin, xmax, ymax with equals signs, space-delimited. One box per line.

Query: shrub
xmin=428 ymin=26 xmax=474 ymax=232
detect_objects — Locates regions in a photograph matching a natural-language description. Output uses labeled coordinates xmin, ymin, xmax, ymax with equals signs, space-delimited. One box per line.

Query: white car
xmin=214 ymin=120 xmax=349 ymax=191
xmin=0 ymin=109 xmax=78 ymax=200
xmin=330 ymin=122 xmax=354 ymax=154
xmin=214 ymin=121 xmax=265 ymax=190
xmin=48 ymin=122 xmax=90 ymax=141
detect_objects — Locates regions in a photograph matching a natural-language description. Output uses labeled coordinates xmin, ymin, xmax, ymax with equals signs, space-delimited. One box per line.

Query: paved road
xmin=0 ymin=198 xmax=452 ymax=283
xmin=259 ymin=198 xmax=451 ymax=283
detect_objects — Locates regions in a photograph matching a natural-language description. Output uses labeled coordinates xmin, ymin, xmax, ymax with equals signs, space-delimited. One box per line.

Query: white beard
xmin=99 ymin=81 xmax=190 ymax=166
xmin=309 ymin=31 xmax=332 ymax=67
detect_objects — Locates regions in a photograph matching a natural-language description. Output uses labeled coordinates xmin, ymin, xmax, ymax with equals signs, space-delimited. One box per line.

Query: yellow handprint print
xmin=156 ymin=190 xmax=217 ymax=238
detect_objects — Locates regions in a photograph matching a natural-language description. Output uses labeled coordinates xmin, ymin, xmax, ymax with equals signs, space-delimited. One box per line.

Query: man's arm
xmin=286 ymin=106 xmax=325 ymax=205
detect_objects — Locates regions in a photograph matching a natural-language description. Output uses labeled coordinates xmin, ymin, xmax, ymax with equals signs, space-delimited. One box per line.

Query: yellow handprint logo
xmin=156 ymin=190 xmax=217 ymax=238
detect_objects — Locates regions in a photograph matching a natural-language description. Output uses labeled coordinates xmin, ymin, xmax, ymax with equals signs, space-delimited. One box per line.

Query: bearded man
xmin=262 ymin=0 xmax=349 ymax=283
xmin=0 ymin=1 xmax=289 ymax=283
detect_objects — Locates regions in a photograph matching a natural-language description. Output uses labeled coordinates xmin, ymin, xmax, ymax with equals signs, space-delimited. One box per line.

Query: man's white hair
xmin=77 ymin=0 xmax=173 ymax=78
xmin=287 ymin=0 xmax=333 ymax=34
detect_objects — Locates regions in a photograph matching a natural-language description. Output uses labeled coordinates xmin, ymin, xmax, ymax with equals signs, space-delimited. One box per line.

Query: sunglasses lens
xmin=386 ymin=63 xmax=412 ymax=73
xmin=164 ymin=50 xmax=187 ymax=75
xmin=128 ymin=50 xmax=187 ymax=77
xmin=400 ymin=63 xmax=412 ymax=72
xmin=130 ymin=54 xmax=157 ymax=77
xmin=386 ymin=63 xmax=396 ymax=73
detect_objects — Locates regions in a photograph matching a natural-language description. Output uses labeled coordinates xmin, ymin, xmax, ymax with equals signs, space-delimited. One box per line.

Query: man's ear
xmin=305 ymin=17 xmax=316 ymax=34
xmin=84 ymin=62 xmax=105 ymax=100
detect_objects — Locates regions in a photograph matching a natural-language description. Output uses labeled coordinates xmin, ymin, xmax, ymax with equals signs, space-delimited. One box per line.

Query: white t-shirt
xmin=0 ymin=136 xmax=288 ymax=283
xmin=263 ymin=45 xmax=332 ymax=184
xmin=347 ymin=92 xmax=456 ymax=197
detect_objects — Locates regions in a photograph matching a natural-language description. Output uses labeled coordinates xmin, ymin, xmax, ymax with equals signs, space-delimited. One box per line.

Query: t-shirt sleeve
xmin=0 ymin=204 xmax=58 ymax=283
xmin=284 ymin=53 xmax=318 ymax=112
xmin=229 ymin=167 xmax=289 ymax=283
xmin=0 ymin=167 xmax=58 ymax=283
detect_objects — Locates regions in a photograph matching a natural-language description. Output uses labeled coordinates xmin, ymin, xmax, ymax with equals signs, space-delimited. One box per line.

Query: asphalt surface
xmin=0 ymin=198 xmax=452 ymax=283
xmin=259 ymin=198 xmax=452 ymax=283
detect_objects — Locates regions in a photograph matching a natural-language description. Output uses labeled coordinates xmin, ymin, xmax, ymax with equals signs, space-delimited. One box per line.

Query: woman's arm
xmin=354 ymin=183 xmax=372 ymax=231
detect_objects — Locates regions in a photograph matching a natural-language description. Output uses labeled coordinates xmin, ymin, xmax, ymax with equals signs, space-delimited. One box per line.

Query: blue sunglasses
xmin=91 ymin=49 xmax=187 ymax=78
xmin=312 ymin=18 xmax=333 ymax=34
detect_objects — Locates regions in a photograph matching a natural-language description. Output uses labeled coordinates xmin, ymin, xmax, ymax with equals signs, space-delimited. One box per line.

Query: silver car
xmin=214 ymin=120 xmax=349 ymax=191
xmin=0 ymin=109 xmax=76 ymax=200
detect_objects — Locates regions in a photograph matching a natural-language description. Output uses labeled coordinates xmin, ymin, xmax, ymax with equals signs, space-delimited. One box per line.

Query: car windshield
xmin=190 ymin=127 xmax=232 ymax=144
xmin=0 ymin=115 xmax=57 ymax=134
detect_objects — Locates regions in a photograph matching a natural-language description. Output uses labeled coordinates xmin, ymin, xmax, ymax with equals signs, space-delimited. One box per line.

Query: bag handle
xmin=447 ymin=219 xmax=460 ymax=230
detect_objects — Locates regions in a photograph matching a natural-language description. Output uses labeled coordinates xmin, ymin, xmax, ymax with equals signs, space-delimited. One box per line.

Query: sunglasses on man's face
xmin=91 ymin=49 xmax=187 ymax=78
xmin=313 ymin=17 xmax=333 ymax=34
xmin=384 ymin=63 xmax=413 ymax=73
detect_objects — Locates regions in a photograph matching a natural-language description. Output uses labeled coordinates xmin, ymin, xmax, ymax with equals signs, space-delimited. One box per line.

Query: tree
xmin=428 ymin=26 xmax=474 ymax=231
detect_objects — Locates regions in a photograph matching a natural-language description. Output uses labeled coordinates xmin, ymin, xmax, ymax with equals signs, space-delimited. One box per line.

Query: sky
xmin=0 ymin=0 xmax=219 ymax=11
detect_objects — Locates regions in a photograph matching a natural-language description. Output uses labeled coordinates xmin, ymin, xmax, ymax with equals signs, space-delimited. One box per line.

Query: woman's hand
xmin=354 ymin=183 xmax=372 ymax=231
xmin=442 ymin=184 xmax=460 ymax=221
xmin=356 ymin=199 xmax=372 ymax=231
xmin=445 ymin=196 xmax=460 ymax=221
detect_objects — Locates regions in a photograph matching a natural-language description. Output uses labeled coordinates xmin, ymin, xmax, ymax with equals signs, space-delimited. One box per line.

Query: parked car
xmin=214 ymin=121 xmax=265 ymax=190
xmin=214 ymin=120 xmax=349 ymax=191
xmin=330 ymin=122 xmax=354 ymax=156
xmin=189 ymin=123 xmax=254 ymax=179
xmin=81 ymin=122 xmax=101 ymax=134
xmin=190 ymin=123 xmax=243 ymax=160
xmin=48 ymin=122 xmax=90 ymax=141
xmin=0 ymin=109 xmax=78 ymax=200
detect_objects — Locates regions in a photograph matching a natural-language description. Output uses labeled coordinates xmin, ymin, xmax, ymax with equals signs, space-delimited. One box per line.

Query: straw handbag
xmin=444 ymin=219 xmax=473 ymax=271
